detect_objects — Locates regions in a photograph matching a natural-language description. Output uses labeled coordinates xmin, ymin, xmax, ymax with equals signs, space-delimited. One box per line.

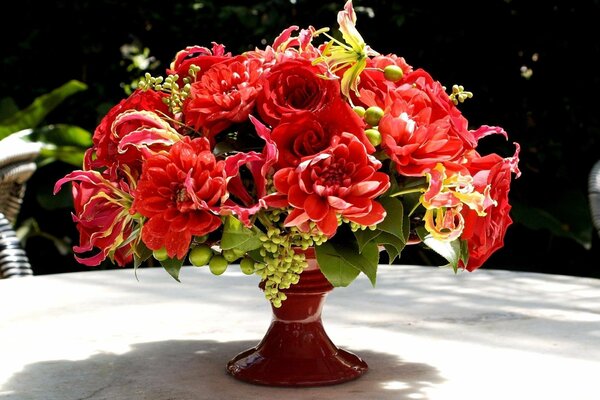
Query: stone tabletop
xmin=1 ymin=265 xmax=599 ymax=400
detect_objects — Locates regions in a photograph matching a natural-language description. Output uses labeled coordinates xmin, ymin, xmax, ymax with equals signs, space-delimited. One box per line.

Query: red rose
xmin=271 ymin=112 xmax=331 ymax=169
xmin=460 ymin=146 xmax=520 ymax=271
xmin=133 ymin=137 xmax=227 ymax=259
xmin=183 ymin=55 xmax=263 ymax=144
xmin=267 ymin=133 xmax=389 ymax=236
xmin=271 ymin=96 xmax=375 ymax=169
xmin=88 ymin=89 xmax=173 ymax=171
xmin=256 ymin=57 xmax=339 ymax=127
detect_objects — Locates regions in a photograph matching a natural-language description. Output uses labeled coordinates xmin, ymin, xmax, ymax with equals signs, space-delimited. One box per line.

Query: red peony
xmin=133 ymin=137 xmax=228 ymax=259
xmin=378 ymin=86 xmax=465 ymax=176
xmin=403 ymin=69 xmax=477 ymax=149
xmin=459 ymin=146 xmax=520 ymax=271
xmin=352 ymin=54 xmax=413 ymax=107
xmin=267 ymin=133 xmax=390 ymax=236
xmin=183 ymin=55 xmax=263 ymax=144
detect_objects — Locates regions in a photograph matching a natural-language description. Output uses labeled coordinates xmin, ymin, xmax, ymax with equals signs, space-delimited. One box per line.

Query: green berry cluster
xmin=347 ymin=220 xmax=378 ymax=232
xmin=448 ymin=84 xmax=473 ymax=105
xmin=353 ymin=105 xmax=384 ymax=147
xmin=137 ymin=64 xmax=201 ymax=114
xmin=350 ymin=65 xmax=406 ymax=148
xmin=188 ymin=243 xmax=256 ymax=276
xmin=254 ymin=213 xmax=327 ymax=307
xmin=153 ymin=232 xmax=258 ymax=277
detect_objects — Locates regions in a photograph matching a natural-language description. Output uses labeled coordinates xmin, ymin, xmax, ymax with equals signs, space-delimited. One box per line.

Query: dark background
xmin=1 ymin=0 xmax=599 ymax=277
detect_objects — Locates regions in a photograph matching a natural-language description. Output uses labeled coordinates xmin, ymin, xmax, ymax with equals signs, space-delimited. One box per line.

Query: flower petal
xmin=305 ymin=194 xmax=329 ymax=221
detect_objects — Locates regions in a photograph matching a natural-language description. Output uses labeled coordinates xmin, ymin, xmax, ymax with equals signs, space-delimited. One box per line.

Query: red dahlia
xmin=133 ymin=137 xmax=227 ymax=259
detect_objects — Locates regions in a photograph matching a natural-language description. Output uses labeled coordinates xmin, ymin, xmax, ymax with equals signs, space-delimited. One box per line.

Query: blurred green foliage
xmin=1 ymin=0 xmax=598 ymax=277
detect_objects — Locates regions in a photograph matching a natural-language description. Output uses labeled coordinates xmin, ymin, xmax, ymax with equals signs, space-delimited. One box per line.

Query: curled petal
xmin=508 ymin=142 xmax=522 ymax=178
xmin=424 ymin=207 xmax=465 ymax=242
xmin=345 ymin=201 xmax=386 ymax=227
xmin=471 ymin=125 xmax=508 ymax=142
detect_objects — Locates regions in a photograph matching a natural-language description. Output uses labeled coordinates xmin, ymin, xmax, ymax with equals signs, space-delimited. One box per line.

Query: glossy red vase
xmin=226 ymin=249 xmax=368 ymax=386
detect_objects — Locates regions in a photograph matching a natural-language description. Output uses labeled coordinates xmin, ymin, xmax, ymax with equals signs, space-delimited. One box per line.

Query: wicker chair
xmin=0 ymin=131 xmax=41 ymax=278
xmin=590 ymin=160 xmax=600 ymax=238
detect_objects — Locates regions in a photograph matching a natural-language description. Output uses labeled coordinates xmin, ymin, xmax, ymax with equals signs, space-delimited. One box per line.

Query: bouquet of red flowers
xmin=55 ymin=0 xmax=520 ymax=307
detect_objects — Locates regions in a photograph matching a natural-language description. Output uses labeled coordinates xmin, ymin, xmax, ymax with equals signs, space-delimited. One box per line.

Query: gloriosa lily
xmin=314 ymin=0 xmax=378 ymax=99
xmin=113 ymin=109 xmax=182 ymax=156
xmin=421 ymin=163 xmax=496 ymax=240
xmin=53 ymin=168 xmax=142 ymax=266
xmin=424 ymin=205 xmax=465 ymax=242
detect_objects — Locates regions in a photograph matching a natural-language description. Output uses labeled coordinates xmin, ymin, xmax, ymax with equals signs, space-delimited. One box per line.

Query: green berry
xmin=364 ymin=106 xmax=384 ymax=126
xmin=383 ymin=65 xmax=404 ymax=82
xmin=195 ymin=234 xmax=209 ymax=243
xmin=209 ymin=255 xmax=228 ymax=275
xmin=365 ymin=128 xmax=382 ymax=146
xmin=222 ymin=248 xmax=243 ymax=262
xmin=352 ymin=106 xmax=366 ymax=117
xmin=189 ymin=244 xmax=213 ymax=267
xmin=240 ymin=257 xmax=256 ymax=275
xmin=153 ymin=247 xmax=169 ymax=261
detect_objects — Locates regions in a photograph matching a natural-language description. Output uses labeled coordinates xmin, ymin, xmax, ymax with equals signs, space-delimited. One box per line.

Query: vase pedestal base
xmin=226 ymin=321 xmax=368 ymax=387
xmin=226 ymin=254 xmax=368 ymax=387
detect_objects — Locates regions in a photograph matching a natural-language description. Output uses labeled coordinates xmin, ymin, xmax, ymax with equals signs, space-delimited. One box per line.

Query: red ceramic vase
xmin=226 ymin=248 xmax=368 ymax=386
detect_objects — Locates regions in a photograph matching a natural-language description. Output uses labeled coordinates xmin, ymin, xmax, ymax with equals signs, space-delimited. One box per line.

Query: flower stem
xmin=389 ymin=186 xmax=426 ymax=197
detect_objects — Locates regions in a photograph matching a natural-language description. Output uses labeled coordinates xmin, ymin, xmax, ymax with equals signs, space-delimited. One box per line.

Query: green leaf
xmin=403 ymin=191 xmax=422 ymax=217
xmin=39 ymin=145 xmax=87 ymax=167
xmin=247 ymin=248 xmax=264 ymax=263
xmin=30 ymin=124 xmax=93 ymax=147
xmin=160 ymin=257 xmax=184 ymax=282
xmin=220 ymin=215 xmax=262 ymax=252
xmin=134 ymin=241 xmax=153 ymax=270
xmin=459 ymin=239 xmax=469 ymax=268
xmin=415 ymin=225 xmax=428 ymax=241
xmin=18 ymin=124 xmax=93 ymax=167
xmin=315 ymin=242 xmax=360 ymax=287
xmin=378 ymin=197 xmax=408 ymax=243
xmin=354 ymin=198 xmax=411 ymax=265
xmin=423 ymin=236 xmax=464 ymax=272
xmin=0 ymin=80 xmax=88 ymax=140
xmin=353 ymin=228 xmax=381 ymax=253
xmin=336 ymin=240 xmax=379 ymax=286
xmin=377 ymin=231 xmax=406 ymax=263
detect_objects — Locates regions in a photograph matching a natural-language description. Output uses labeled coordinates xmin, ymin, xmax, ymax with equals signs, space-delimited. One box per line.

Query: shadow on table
xmin=2 ymin=339 xmax=444 ymax=400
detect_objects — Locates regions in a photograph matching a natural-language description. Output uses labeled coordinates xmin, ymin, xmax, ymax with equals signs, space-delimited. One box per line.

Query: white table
xmin=1 ymin=265 xmax=599 ymax=400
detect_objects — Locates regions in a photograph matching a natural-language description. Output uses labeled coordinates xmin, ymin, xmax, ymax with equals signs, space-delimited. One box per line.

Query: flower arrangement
xmin=55 ymin=0 xmax=520 ymax=307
